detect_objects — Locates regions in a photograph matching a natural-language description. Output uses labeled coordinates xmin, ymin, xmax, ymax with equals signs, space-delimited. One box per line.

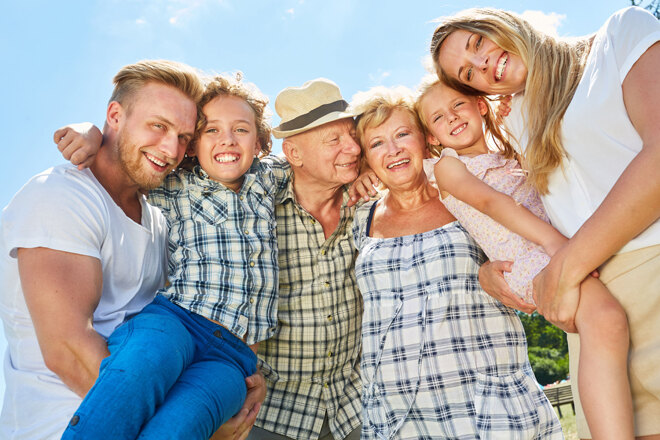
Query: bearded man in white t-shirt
xmin=0 ymin=60 xmax=202 ymax=439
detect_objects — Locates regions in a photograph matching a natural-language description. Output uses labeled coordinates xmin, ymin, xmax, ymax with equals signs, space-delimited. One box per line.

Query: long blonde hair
xmin=429 ymin=8 xmax=592 ymax=193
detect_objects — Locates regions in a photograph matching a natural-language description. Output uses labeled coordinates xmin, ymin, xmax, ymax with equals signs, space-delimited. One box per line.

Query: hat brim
xmin=272 ymin=110 xmax=355 ymax=139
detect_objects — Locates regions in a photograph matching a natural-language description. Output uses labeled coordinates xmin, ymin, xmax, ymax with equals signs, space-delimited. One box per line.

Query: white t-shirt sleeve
xmin=2 ymin=167 xmax=107 ymax=260
xmin=608 ymin=7 xmax=660 ymax=82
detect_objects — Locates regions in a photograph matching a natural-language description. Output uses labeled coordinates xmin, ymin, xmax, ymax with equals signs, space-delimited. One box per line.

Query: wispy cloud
xmin=368 ymin=69 xmax=391 ymax=84
xmin=521 ymin=10 xmax=566 ymax=37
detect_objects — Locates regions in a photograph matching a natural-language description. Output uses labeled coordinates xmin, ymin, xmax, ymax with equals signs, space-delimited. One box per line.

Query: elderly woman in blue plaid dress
xmin=350 ymin=87 xmax=562 ymax=440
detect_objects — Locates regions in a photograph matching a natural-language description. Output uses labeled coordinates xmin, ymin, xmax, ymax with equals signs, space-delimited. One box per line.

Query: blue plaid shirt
xmin=148 ymin=158 xmax=289 ymax=345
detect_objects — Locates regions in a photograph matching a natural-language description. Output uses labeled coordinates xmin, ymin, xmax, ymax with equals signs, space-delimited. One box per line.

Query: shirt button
xmin=213 ymin=330 xmax=223 ymax=338
xmin=249 ymin=297 xmax=255 ymax=304
xmin=240 ymin=195 xmax=244 ymax=201
xmin=327 ymin=351 xmax=333 ymax=357
xmin=327 ymin=315 xmax=333 ymax=322
xmin=69 ymin=415 xmax=80 ymax=426
xmin=321 ymin=249 xmax=327 ymax=256
xmin=310 ymin=218 xmax=316 ymax=224
xmin=324 ymin=382 xmax=329 ymax=388
xmin=249 ymin=261 xmax=255 ymax=267
xmin=244 ymin=230 xmax=250 ymax=235
xmin=324 ymin=281 xmax=330 ymax=287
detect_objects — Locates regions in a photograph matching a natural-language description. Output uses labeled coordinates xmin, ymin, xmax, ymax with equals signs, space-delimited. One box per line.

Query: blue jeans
xmin=62 ymin=295 xmax=257 ymax=440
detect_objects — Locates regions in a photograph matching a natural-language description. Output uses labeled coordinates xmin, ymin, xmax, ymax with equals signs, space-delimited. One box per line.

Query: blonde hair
xmin=415 ymin=78 xmax=517 ymax=159
xmin=352 ymin=86 xmax=422 ymax=152
xmin=195 ymin=73 xmax=272 ymax=158
xmin=429 ymin=8 xmax=593 ymax=193
xmin=111 ymin=60 xmax=204 ymax=110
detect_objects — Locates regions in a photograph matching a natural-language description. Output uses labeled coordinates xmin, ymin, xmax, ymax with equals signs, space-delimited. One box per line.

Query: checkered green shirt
xmin=256 ymin=176 xmax=363 ymax=440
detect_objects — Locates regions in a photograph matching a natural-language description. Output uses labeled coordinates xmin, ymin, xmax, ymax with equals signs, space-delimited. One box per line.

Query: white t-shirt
xmin=507 ymin=7 xmax=660 ymax=254
xmin=0 ymin=164 xmax=168 ymax=439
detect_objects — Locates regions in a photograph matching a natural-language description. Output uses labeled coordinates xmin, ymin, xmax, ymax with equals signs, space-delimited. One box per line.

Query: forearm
xmin=45 ymin=329 xmax=110 ymax=397
xmin=478 ymin=190 xmax=566 ymax=254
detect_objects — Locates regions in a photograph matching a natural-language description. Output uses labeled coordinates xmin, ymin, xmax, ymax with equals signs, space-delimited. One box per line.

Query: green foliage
xmin=520 ymin=312 xmax=569 ymax=385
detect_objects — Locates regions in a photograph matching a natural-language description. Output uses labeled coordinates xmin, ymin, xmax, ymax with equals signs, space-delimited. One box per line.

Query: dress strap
xmin=365 ymin=200 xmax=378 ymax=237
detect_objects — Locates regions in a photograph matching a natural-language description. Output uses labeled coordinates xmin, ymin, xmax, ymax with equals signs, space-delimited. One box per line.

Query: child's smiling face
xmin=190 ymin=95 xmax=261 ymax=191
xmin=419 ymin=83 xmax=490 ymax=157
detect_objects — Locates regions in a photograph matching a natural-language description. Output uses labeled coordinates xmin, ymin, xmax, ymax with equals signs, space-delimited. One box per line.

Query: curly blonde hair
xmin=194 ymin=72 xmax=272 ymax=158
xmin=352 ymin=86 xmax=423 ymax=152
xmin=430 ymin=8 xmax=592 ymax=193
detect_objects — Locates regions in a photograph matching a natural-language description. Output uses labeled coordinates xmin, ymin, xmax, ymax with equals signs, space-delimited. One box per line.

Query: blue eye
xmin=370 ymin=140 xmax=382 ymax=149
xmin=476 ymin=36 xmax=483 ymax=49
xmin=466 ymin=67 xmax=473 ymax=81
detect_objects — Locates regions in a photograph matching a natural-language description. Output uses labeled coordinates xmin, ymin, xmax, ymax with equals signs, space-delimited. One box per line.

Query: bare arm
xmin=54 ymin=122 xmax=103 ymax=170
xmin=434 ymin=156 xmax=567 ymax=255
xmin=533 ymin=42 xmax=660 ymax=331
xmin=18 ymin=247 xmax=108 ymax=397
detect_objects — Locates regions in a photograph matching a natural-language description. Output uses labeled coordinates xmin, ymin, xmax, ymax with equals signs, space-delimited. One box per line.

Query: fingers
xmin=56 ymin=132 xmax=97 ymax=168
xmin=366 ymin=172 xmax=380 ymax=190
xmin=491 ymin=260 xmax=513 ymax=273
xmin=53 ymin=127 xmax=70 ymax=145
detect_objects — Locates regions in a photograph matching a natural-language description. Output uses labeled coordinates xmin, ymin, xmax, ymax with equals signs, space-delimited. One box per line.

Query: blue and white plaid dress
xmin=353 ymin=201 xmax=563 ymax=440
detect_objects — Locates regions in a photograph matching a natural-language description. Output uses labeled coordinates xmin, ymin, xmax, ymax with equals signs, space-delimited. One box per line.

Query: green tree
xmin=520 ymin=312 xmax=570 ymax=385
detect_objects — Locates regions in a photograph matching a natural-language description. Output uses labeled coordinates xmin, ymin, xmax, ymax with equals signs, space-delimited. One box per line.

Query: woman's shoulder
xmin=598 ymin=6 xmax=660 ymax=43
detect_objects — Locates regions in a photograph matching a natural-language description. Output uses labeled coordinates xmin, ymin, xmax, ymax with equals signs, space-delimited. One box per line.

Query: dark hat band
xmin=277 ymin=99 xmax=349 ymax=132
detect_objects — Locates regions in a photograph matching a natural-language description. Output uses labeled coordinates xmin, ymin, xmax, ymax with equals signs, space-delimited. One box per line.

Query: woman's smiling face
xmin=363 ymin=108 xmax=428 ymax=190
xmin=437 ymin=29 xmax=528 ymax=95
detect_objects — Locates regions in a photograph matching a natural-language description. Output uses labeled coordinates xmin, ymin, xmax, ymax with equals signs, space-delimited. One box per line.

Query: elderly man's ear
xmin=282 ymin=139 xmax=303 ymax=167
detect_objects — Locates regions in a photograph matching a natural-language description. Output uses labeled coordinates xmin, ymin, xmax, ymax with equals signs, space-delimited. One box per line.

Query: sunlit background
xmin=0 ymin=0 xmax=640 ymax=411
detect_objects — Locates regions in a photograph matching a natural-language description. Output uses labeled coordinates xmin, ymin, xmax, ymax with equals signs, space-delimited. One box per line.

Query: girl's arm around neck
xmin=434 ymin=156 xmax=566 ymax=255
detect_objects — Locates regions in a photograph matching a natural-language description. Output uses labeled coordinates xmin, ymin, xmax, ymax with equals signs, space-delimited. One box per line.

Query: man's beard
xmin=117 ymin=131 xmax=170 ymax=191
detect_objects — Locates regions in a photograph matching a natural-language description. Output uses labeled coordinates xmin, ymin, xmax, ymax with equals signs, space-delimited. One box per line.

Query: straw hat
xmin=272 ymin=78 xmax=354 ymax=139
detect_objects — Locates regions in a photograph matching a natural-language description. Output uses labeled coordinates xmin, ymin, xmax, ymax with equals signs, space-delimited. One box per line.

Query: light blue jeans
xmin=62 ymin=295 xmax=257 ymax=440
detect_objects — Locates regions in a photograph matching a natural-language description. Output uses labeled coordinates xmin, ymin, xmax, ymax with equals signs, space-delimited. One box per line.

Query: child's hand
xmin=479 ymin=260 xmax=536 ymax=314
xmin=54 ymin=122 xmax=102 ymax=170
xmin=347 ymin=170 xmax=380 ymax=207
xmin=495 ymin=95 xmax=512 ymax=122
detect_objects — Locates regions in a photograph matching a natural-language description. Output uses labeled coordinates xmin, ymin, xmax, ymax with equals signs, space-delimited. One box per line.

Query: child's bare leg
xmin=574 ymin=276 xmax=633 ymax=440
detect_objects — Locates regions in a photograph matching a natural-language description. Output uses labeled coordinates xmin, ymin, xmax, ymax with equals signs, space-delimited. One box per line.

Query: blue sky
xmin=0 ymin=0 xmax=634 ymax=412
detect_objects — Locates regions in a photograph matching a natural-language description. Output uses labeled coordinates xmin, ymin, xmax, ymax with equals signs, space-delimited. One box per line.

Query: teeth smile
xmin=146 ymin=154 xmax=167 ymax=167
xmin=496 ymin=53 xmax=508 ymax=81
xmin=214 ymin=153 xmax=239 ymax=163
xmin=387 ymin=159 xmax=409 ymax=169
xmin=451 ymin=124 xmax=467 ymax=135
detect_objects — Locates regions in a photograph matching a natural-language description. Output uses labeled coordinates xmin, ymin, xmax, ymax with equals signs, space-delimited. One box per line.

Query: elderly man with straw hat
xmin=248 ymin=78 xmax=363 ymax=440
